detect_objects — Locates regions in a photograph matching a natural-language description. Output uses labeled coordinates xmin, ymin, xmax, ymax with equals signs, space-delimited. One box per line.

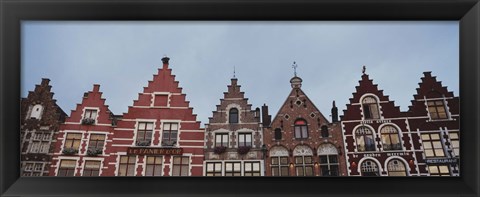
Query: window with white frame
xmin=427 ymin=100 xmax=447 ymax=120
xmin=238 ymin=132 xmax=252 ymax=147
xmin=88 ymin=134 xmax=105 ymax=154
xmin=22 ymin=162 xmax=44 ymax=176
xmin=215 ymin=133 xmax=229 ymax=147
xmin=355 ymin=126 xmax=376 ymax=152
xmin=224 ymin=162 xmax=241 ymax=176
xmin=136 ymin=122 xmax=154 ymax=146
xmin=83 ymin=160 xmax=101 ymax=176
xmin=448 ymin=132 xmax=459 ymax=157
xmin=83 ymin=109 xmax=98 ymax=120
xmin=29 ymin=104 xmax=44 ymax=120
xmin=118 ymin=155 xmax=136 ymax=176
xmin=380 ymin=125 xmax=402 ymax=151
xmin=428 ymin=165 xmax=450 ymax=176
xmin=421 ymin=133 xmax=445 ymax=157
xmin=57 ymin=160 xmax=77 ymax=176
xmin=205 ymin=162 xmax=222 ymax=176
xmin=172 ymin=156 xmax=189 ymax=176
xmin=294 ymin=119 xmax=308 ymax=139
xmin=362 ymin=96 xmax=380 ymax=119
xmin=162 ymin=123 xmax=178 ymax=147
xmin=244 ymin=162 xmax=261 ymax=176
xmin=145 ymin=156 xmax=163 ymax=176
xmin=64 ymin=133 xmax=82 ymax=151
xmin=360 ymin=160 xmax=379 ymax=176
xmin=29 ymin=132 xmax=51 ymax=154
xmin=387 ymin=159 xmax=407 ymax=176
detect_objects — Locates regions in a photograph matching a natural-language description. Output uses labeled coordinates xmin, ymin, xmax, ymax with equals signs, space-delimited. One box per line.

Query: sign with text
xmin=127 ymin=147 xmax=183 ymax=155
xmin=425 ymin=158 xmax=458 ymax=164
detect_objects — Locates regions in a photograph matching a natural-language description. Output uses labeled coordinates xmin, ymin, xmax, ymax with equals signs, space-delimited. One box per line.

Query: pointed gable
xmin=65 ymin=84 xmax=113 ymax=125
xmin=341 ymin=74 xmax=402 ymax=121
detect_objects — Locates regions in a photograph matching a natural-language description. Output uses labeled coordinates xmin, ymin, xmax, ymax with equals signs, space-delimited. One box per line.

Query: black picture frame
xmin=1 ymin=0 xmax=479 ymax=196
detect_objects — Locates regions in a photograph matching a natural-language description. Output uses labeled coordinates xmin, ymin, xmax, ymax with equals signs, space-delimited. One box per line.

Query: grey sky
xmin=21 ymin=21 xmax=459 ymax=125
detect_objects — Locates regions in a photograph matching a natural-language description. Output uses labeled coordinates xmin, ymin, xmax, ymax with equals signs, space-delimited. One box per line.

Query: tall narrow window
xmin=294 ymin=119 xmax=308 ymax=139
xmin=380 ymin=125 xmax=402 ymax=150
xmin=172 ymin=156 xmax=189 ymax=176
xmin=83 ymin=160 xmax=101 ymax=176
xmin=321 ymin=125 xmax=329 ymax=138
xmin=421 ymin=133 xmax=445 ymax=157
xmin=162 ymin=123 xmax=178 ymax=146
xmin=64 ymin=133 xmax=82 ymax=151
xmin=355 ymin=127 xmax=376 ymax=152
xmin=88 ymin=134 xmax=105 ymax=154
xmin=448 ymin=132 xmax=460 ymax=157
xmin=58 ymin=160 xmax=77 ymax=176
xmin=427 ymin=100 xmax=447 ymax=119
xmin=238 ymin=133 xmax=252 ymax=147
xmin=224 ymin=162 xmax=241 ymax=176
xmin=206 ymin=162 xmax=222 ymax=176
xmin=29 ymin=132 xmax=51 ymax=154
xmin=360 ymin=160 xmax=379 ymax=176
xmin=270 ymin=146 xmax=289 ymax=176
xmin=136 ymin=122 xmax=154 ymax=146
xmin=244 ymin=162 xmax=261 ymax=176
xmin=274 ymin=128 xmax=282 ymax=140
xmin=229 ymin=108 xmax=239 ymax=123
xmin=145 ymin=156 xmax=163 ymax=176
xmin=362 ymin=96 xmax=380 ymax=119
xmin=215 ymin=133 xmax=229 ymax=147
xmin=118 ymin=155 xmax=136 ymax=176
xmin=318 ymin=144 xmax=339 ymax=176
xmin=387 ymin=159 xmax=407 ymax=176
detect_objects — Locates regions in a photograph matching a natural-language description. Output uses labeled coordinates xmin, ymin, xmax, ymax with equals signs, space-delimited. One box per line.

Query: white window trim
xmin=142 ymin=155 xmax=164 ymax=176
xmin=377 ymin=123 xmax=405 ymax=152
xmin=352 ymin=124 xmax=377 ymax=152
xmin=54 ymin=156 xmax=81 ymax=176
xmin=357 ymin=157 xmax=384 ymax=176
xmin=159 ymin=119 xmax=182 ymax=147
xmin=79 ymin=157 xmax=104 ymax=176
xmin=211 ymin=128 xmax=230 ymax=148
xmin=151 ymin=92 xmax=171 ymax=107
xmin=234 ymin=128 xmax=255 ymax=148
xmin=60 ymin=131 xmax=86 ymax=155
xmin=359 ymin=93 xmax=383 ymax=120
xmin=132 ymin=119 xmax=157 ymax=146
xmin=115 ymin=154 xmax=139 ymax=176
xmin=225 ymin=104 xmax=242 ymax=124
xmin=85 ymin=131 xmax=109 ymax=157
xmin=384 ymin=156 xmax=411 ymax=176
xmin=80 ymin=107 xmax=100 ymax=124
xmin=169 ymin=155 xmax=192 ymax=176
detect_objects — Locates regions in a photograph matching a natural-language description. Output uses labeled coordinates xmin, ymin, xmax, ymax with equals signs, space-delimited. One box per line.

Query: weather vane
xmin=292 ymin=61 xmax=298 ymax=77
xmin=362 ymin=65 xmax=366 ymax=74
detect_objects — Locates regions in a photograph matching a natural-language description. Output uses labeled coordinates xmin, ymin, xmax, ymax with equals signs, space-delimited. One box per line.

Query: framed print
xmin=1 ymin=0 xmax=479 ymax=196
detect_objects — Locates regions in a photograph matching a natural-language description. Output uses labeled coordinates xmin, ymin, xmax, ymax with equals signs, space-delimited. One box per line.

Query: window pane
xmin=280 ymin=157 xmax=288 ymax=164
xmin=425 ymin=150 xmax=434 ymax=157
xmin=439 ymin=166 xmax=449 ymax=173
xmin=434 ymin=149 xmax=445 ymax=156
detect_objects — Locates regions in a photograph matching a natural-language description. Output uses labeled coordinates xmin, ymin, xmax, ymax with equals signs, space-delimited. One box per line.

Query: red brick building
xmin=21 ymin=79 xmax=67 ymax=176
xmin=263 ymin=73 xmax=347 ymax=176
xmin=204 ymin=77 xmax=264 ymax=176
xmin=341 ymin=71 xmax=459 ymax=176
xmin=405 ymin=72 xmax=460 ymax=176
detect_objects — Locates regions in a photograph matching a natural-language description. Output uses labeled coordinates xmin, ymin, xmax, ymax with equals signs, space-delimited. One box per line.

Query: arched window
xmin=361 ymin=160 xmax=379 ymax=176
xmin=318 ymin=144 xmax=339 ymax=176
xmin=362 ymin=96 xmax=380 ymax=119
xmin=380 ymin=125 xmax=402 ymax=150
xmin=355 ymin=126 xmax=376 ymax=152
xmin=29 ymin=104 xmax=44 ymax=120
xmin=387 ymin=159 xmax=407 ymax=176
xmin=229 ymin=108 xmax=239 ymax=123
xmin=270 ymin=146 xmax=289 ymax=176
xmin=293 ymin=145 xmax=314 ymax=176
xmin=294 ymin=119 xmax=308 ymax=139
xmin=274 ymin=128 xmax=282 ymax=140
xmin=321 ymin=125 xmax=329 ymax=138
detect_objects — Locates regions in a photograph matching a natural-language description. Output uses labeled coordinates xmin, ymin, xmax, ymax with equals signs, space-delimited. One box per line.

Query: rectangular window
xmin=154 ymin=94 xmax=169 ymax=107
xmin=58 ymin=160 xmax=77 ymax=176
xmin=421 ymin=133 xmax=445 ymax=157
xmin=83 ymin=160 xmax=101 ymax=176
xmin=295 ymin=156 xmax=314 ymax=176
xmin=29 ymin=141 xmax=41 ymax=153
xmin=427 ymin=100 xmax=447 ymax=119
xmin=88 ymin=134 xmax=106 ymax=153
xmin=224 ymin=162 xmax=241 ymax=176
xmin=64 ymin=133 xmax=82 ymax=150
xmin=172 ymin=156 xmax=189 ymax=176
xmin=238 ymin=133 xmax=252 ymax=147
xmin=428 ymin=165 xmax=450 ymax=176
xmin=84 ymin=109 xmax=98 ymax=120
xmin=118 ymin=155 xmax=136 ymax=176
xmin=205 ymin=162 xmax=222 ymax=176
xmin=215 ymin=133 xmax=229 ymax=147
xmin=136 ymin=122 xmax=154 ymax=146
xmin=40 ymin=142 xmax=50 ymax=153
xmin=244 ymin=162 xmax=261 ymax=176
xmin=162 ymin=123 xmax=178 ymax=146
xmin=271 ymin=157 xmax=289 ymax=176
xmin=319 ymin=155 xmax=339 ymax=176
xmin=42 ymin=133 xmax=51 ymax=141
xmin=449 ymin=132 xmax=460 ymax=157
xmin=145 ymin=156 xmax=163 ymax=176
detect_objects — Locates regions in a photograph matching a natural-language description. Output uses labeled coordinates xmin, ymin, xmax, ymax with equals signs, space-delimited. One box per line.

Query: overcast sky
xmin=21 ymin=21 xmax=459 ymax=125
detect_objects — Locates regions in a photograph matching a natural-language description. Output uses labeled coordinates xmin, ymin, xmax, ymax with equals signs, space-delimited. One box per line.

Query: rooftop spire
xmin=362 ymin=65 xmax=366 ymax=75
xmin=233 ymin=66 xmax=236 ymax=79
xmin=292 ymin=61 xmax=298 ymax=77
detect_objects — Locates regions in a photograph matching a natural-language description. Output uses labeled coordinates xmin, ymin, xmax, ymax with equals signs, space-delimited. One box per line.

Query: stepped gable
xmin=65 ymin=84 xmax=113 ymax=125
xmin=208 ymin=78 xmax=255 ymax=123
xmin=341 ymin=74 xmax=402 ymax=121
xmin=21 ymin=78 xmax=67 ymax=130
xmin=407 ymin=71 xmax=459 ymax=116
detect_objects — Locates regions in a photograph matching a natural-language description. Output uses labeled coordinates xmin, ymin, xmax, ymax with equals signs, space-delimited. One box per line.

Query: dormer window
xmin=82 ymin=109 xmax=98 ymax=125
xmin=229 ymin=108 xmax=239 ymax=123
xmin=362 ymin=96 xmax=380 ymax=119
xmin=29 ymin=104 xmax=44 ymax=120
xmin=427 ymin=100 xmax=447 ymax=119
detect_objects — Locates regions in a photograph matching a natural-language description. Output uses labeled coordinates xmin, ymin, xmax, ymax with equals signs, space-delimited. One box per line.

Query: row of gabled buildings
xmin=20 ymin=57 xmax=460 ymax=177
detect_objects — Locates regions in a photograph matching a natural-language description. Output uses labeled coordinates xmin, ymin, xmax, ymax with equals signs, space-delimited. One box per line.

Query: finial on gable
xmin=292 ymin=61 xmax=298 ymax=77
xmin=362 ymin=65 xmax=366 ymax=75
xmin=161 ymin=55 xmax=170 ymax=69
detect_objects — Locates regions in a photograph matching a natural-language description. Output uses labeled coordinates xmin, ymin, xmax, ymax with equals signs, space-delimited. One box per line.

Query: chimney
xmin=262 ymin=104 xmax=271 ymax=127
xmin=93 ymin=84 xmax=100 ymax=92
xmin=331 ymin=100 xmax=338 ymax=123
xmin=162 ymin=56 xmax=170 ymax=69
xmin=41 ymin=78 xmax=50 ymax=86
xmin=255 ymin=107 xmax=260 ymax=118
